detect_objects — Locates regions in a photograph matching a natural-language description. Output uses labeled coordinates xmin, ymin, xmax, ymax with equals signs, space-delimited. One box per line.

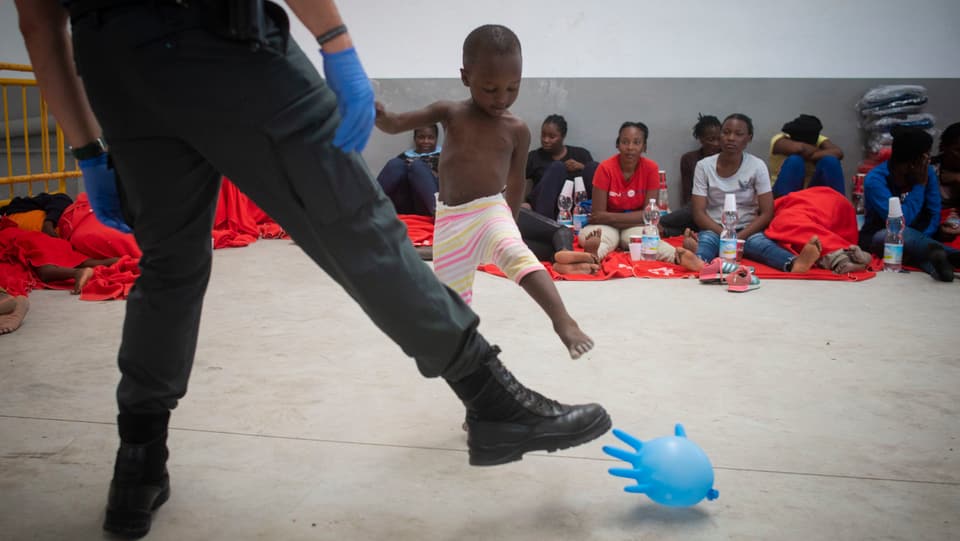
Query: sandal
xmin=699 ymin=257 xmax=752 ymax=283
xmin=726 ymin=265 xmax=760 ymax=293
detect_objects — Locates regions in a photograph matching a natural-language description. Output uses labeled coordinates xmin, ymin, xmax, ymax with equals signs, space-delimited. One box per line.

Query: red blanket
xmin=58 ymin=193 xmax=142 ymax=259
xmin=80 ymin=256 xmax=140 ymax=301
xmin=398 ymin=214 xmax=435 ymax=246
xmin=213 ymin=178 xmax=287 ymax=248
xmin=764 ymin=187 xmax=860 ymax=256
xmin=0 ymin=216 xmax=92 ymax=296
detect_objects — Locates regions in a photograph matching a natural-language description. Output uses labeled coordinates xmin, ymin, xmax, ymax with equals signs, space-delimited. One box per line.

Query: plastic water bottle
xmin=719 ymin=194 xmax=738 ymax=263
xmin=572 ymin=176 xmax=589 ymax=233
xmin=883 ymin=196 xmax=904 ymax=272
xmin=557 ymin=179 xmax=574 ymax=228
xmin=641 ymin=199 xmax=660 ymax=260
xmin=852 ymin=174 xmax=866 ymax=230
xmin=657 ymin=170 xmax=670 ymax=217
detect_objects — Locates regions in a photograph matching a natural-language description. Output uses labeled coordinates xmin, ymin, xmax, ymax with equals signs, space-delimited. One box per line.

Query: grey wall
xmin=368 ymin=78 xmax=960 ymax=206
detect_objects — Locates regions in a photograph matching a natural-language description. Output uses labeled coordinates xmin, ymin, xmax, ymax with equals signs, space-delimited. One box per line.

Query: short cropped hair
xmin=462 ymin=24 xmax=521 ymax=67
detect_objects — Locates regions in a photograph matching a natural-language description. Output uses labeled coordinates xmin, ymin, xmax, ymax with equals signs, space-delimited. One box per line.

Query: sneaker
xmin=454 ymin=351 xmax=611 ymax=466
xmin=726 ymin=265 xmax=761 ymax=292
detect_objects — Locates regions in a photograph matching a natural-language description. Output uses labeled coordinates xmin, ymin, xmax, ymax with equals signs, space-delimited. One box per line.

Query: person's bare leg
xmin=518 ymin=269 xmax=594 ymax=359
xmin=0 ymin=296 xmax=29 ymax=335
xmin=35 ymin=265 xmax=95 ymax=294
xmin=683 ymin=228 xmax=699 ymax=251
xmin=581 ymin=229 xmax=602 ymax=262
xmin=675 ymin=247 xmax=704 ymax=272
xmin=791 ymin=236 xmax=822 ymax=273
xmin=80 ymin=257 xmax=120 ymax=268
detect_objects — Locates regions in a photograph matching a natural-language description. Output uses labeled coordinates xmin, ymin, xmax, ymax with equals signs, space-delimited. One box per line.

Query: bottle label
xmin=641 ymin=234 xmax=659 ymax=255
xmin=572 ymin=213 xmax=588 ymax=232
xmin=720 ymin=238 xmax=738 ymax=260
xmin=856 ymin=215 xmax=865 ymax=230
xmin=558 ymin=218 xmax=573 ymax=228
xmin=883 ymin=243 xmax=903 ymax=265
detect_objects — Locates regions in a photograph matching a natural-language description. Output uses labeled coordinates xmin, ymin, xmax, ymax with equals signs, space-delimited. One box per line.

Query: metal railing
xmin=0 ymin=62 xmax=81 ymax=206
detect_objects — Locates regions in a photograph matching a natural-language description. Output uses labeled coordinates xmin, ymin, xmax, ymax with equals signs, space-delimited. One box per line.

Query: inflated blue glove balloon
xmin=321 ymin=47 xmax=375 ymax=153
xmin=78 ymin=153 xmax=132 ymax=233
xmin=603 ymin=424 xmax=719 ymax=507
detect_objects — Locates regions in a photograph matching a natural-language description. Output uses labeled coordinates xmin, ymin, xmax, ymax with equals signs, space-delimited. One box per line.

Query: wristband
xmin=316 ymin=24 xmax=347 ymax=48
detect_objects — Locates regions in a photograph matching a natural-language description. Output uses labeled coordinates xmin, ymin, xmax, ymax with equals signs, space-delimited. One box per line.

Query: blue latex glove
xmin=321 ymin=47 xmax=375 ymax=153
xmin=78 ymin=153 xmax=132 ymax=233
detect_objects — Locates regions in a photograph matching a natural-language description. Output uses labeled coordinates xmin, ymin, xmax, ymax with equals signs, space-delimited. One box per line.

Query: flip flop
xmin=726 ymin=265 xmax=761 ymax=293
xmin=699 ymin=258 xmax=753 ymax=283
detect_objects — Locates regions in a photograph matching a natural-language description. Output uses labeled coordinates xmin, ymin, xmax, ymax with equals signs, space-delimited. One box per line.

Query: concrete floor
xmin=1 ymin=239 xmax=958 ymax=540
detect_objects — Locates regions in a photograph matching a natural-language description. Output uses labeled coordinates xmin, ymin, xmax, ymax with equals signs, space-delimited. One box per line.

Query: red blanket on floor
xmin=213 ymin=178 xmax=287 ymax=248
xmin=58 ymin=193 xmax=142 ymax=259
xmin=395 ymin=213 xmax=875 ymax=282
xmin=764 ymin=187 xmax=860 ymax=256
xmin=0 ymin=216 xmax=92 ymax=296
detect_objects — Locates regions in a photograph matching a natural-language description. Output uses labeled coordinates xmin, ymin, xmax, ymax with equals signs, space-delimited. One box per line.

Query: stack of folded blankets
xmin=855 ymin=85 xmax=936 ymax=173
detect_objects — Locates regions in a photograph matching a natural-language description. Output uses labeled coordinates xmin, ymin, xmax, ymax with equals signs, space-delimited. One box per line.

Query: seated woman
xmin=661 ymin=114 xmax=721 ymax=237
xmin=577 ymin=121 xmax=701 ymax=270
xmin=860 ymin=126 xmax=960 ymax=281
xmin=523 ymin=114 xmax=598 ymax=218
xmin=769 ymin=114 xmax=845 ymax=198
xmin=690 ymin=114 xmax=821 ymax=272
xmin=376 ymin=124 xmax=441 ymax=216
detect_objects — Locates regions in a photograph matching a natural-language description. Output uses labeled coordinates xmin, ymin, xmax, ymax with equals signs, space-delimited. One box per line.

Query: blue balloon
xmin=603 ymin=424 xmax=719 ymax=507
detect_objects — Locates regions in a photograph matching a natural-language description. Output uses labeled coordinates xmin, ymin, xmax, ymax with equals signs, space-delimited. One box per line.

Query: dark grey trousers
xmin=69 ymin=2 xmax=489 ymax=415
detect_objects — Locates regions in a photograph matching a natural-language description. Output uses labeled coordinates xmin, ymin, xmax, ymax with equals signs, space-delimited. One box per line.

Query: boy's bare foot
xmin=73 ymin=267 xmax=95 ymax=294
xmin=792 ymin=236 xmax=822 ymax=273
xmin=554 ymin=250 xmax=595 ymax=264
xmin=581 ymin=229 xmax=602 ymax=262
xmin=0 ymin=296 xmax=29 ymax=335
xmin=682 ymin=228 xmax=699 ymax=251
xmin=554 ymin=318 xmax=594 ymax=359
xmin=675 ymin=247 xmax=704 ymax=272
xmin=553 ymin=262 xmax=600 ymax=275
xmin=0 ymin=294 xmax=16 ymax=314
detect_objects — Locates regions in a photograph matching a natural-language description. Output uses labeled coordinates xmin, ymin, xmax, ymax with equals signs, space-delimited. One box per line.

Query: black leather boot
xmin=103 ymin=413 xmax=171 ymax=538
xmin=449 ymin=347 xmax=611 ymax=466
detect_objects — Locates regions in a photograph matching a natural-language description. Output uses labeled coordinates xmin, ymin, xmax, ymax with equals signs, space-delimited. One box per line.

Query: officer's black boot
xmin=103 ymin=412 xmax=171 ymax=539
xmin=448 ymin=347 xmax=611 ymax=466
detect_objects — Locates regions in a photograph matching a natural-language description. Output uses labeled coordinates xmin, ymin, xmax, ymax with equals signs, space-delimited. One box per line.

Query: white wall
xmin=2 ymin=1 xmax=959 ymax=78
xmin=322 ymin=0 xmax=960 ymax=78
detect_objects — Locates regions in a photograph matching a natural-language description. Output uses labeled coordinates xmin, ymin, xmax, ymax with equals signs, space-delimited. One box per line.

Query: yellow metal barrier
xmin=0 ymin=62 xmax=81 ymax=207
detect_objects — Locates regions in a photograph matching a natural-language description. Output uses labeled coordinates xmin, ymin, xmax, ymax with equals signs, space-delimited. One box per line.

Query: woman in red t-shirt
xmin=579 ymin=122 xmax=701 ymax=269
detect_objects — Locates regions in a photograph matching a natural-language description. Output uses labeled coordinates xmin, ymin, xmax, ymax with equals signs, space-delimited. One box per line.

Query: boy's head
xmin=460 ymin=25 xmax=522 ymax=117
xmin=890 ymin=126 xmax=932 ymax=184
xmin=782 ymin=114 xmax=822 ymax=146
xmin=413 ymin=124 xmax=439 ymax=154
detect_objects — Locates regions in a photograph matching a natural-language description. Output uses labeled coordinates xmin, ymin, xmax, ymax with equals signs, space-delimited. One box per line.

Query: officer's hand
xmin=78 ymin=154 xmax=132 ymax=233
xmin=321 ymin=47 xmax=375 ymax=153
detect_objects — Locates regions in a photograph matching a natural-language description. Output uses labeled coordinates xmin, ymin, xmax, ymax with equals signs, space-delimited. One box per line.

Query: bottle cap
xmin=888 ymin=196 xmax=903 ymax=218
xmin=560 ymin=180 xmax=574 ymax=199
xmin=574 ymin=176 xmax=585 ymax=193
xmin=724 ymin=193 xmax=737 ymax=212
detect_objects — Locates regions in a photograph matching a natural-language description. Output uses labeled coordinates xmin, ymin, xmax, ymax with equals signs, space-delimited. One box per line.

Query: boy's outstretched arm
xmin=505 ymin=121 xmax=531 ymax=221
xmin=375 ymin=100 xmax=451 ymax=134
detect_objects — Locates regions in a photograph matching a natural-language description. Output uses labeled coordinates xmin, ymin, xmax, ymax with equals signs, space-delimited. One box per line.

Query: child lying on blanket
xmin=375 ymin=25 xmax=594 ymax=359
xmin=1 ymin=217 xmax=119 ymax=295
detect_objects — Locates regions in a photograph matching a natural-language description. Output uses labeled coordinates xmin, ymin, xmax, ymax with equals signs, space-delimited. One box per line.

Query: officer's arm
xmin=284 ymin=0 xmax=355 ymax=53
xmin=14 ymin=0 xmax=102 ymax=147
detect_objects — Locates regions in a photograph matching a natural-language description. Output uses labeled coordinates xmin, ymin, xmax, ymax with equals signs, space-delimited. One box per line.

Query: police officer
xmin=14 ymin=0 xmax=611 ymax=537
